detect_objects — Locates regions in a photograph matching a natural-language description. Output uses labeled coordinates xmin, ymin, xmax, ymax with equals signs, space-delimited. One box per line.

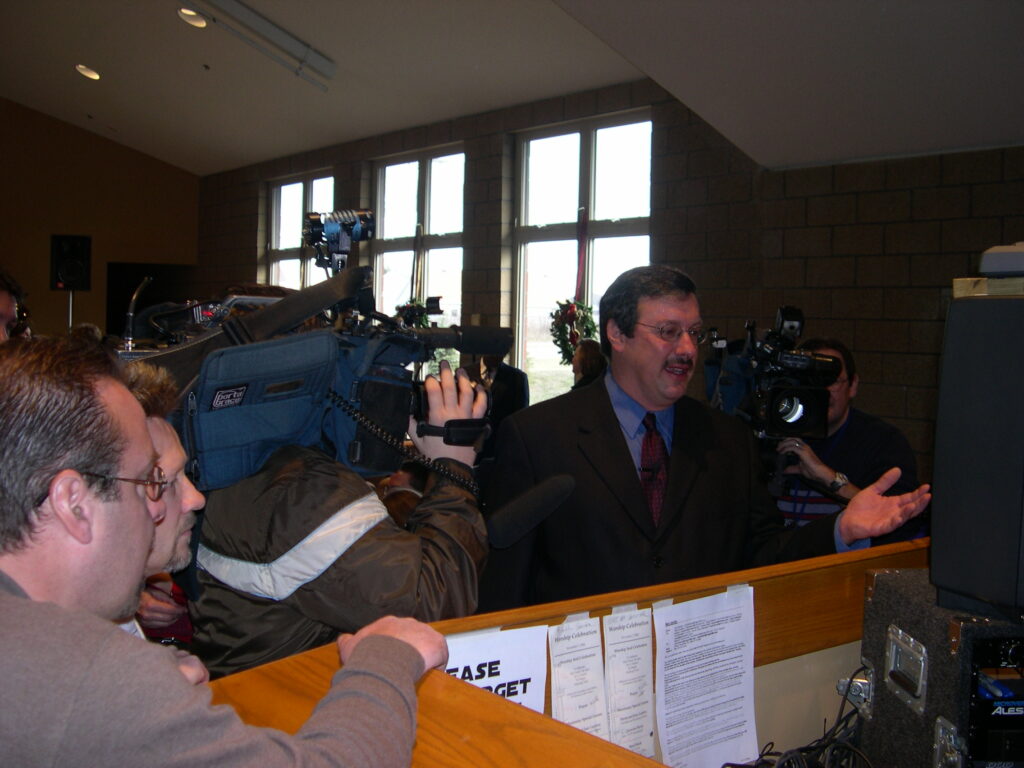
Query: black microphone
xmin=413 ymin=325 xmax=513 ymax=356
xmin=486 ymin=475 xmax=575 ymax=550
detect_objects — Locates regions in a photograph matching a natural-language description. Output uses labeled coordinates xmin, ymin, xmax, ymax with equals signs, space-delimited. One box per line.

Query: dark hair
xmin=0 ymin=335 xmax=126 ymax=552
xmin=598 ymin=265 xmax=697 ymax=357
xmin=125 ymin=360 xmax=180 ymax=418
xmin=799 ymin=337 xmax=857 ymax=380
xmin=574 ymin=338 xmax=606 ymax=378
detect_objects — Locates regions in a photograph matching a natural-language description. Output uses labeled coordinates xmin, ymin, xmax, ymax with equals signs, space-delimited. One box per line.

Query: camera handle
xmin=326 ymin=388 xmax=481 ymax=497
xmin=415 ymin=419 xmax=491 ymax=447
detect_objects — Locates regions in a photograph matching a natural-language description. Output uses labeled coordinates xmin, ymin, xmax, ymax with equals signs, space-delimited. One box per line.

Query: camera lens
xmin=775 ymin=396 xmax=806 ymax=424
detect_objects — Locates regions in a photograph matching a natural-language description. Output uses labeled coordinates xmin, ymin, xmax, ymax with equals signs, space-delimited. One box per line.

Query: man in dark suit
xmin=479 ymin=265 xmax=930 ymax=610
xmin=476 ymin=353 xmax=529 ymax=463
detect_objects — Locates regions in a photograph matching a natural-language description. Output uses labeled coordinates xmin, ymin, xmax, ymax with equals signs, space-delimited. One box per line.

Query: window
xmin=516 ymin=115 xmax=652 ymax=403
xmin=267 ymin=175 xmax=335 ymax=289
xmin=373 ymin=151 xmax=465 ymax=330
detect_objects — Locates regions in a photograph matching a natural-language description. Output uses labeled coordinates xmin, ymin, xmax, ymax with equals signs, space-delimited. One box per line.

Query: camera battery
xmin=858 ymin=568 xmax=1024 ymax=768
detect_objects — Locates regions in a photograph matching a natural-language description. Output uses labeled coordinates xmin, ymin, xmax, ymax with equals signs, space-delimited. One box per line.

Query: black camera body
xmin=705 ymin=306 xmax=840 ymax=440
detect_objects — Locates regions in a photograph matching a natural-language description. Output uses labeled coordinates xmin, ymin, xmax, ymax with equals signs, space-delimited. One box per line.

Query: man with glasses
xmin=480 ymin=265 xmax=931 ymax=609
xmin=117 ymin=361 xmax=207 ymax=673
xmin=773 ymin=338 xmax=924 ymax=544
xmin=0 ymin=334 xmax=456 ymax=768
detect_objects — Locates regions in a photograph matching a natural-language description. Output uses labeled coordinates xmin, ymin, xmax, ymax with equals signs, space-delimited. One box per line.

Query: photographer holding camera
xmin=774 ymin=338 xmax=925 ymax=544
xmin=189 ymin=359 xmax=490 ymax=678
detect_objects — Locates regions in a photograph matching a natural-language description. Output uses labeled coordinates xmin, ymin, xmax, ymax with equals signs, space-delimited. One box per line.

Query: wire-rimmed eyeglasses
xmin=80 ymin=465 xmax=169 ymax=503
xmin=634 ymin=322 xmax=708 ymax=345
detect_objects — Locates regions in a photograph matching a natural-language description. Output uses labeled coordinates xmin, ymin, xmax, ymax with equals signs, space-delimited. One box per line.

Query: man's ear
xmin=849 ymin=373 xmax=860 ymax=399
xmin=606 ymin=319 xmax=626 ymax=353
xmin=46 ymin=470 xmax=96 ymax=545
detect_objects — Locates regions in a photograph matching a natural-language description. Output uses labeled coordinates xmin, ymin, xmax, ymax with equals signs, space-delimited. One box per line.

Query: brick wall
xmin=195 ymin=78 xmax=1024 ymax=480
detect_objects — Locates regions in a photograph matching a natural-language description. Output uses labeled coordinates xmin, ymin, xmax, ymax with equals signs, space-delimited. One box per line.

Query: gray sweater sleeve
xmin=3 ymin=594 xmax=424 ymax=768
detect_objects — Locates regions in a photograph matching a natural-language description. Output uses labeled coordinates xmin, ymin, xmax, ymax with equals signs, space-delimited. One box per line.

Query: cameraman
xmin=189 ymin=360 xmax=489 ymax=677
xmin=775 ymin=338 xmax=925 ymax=544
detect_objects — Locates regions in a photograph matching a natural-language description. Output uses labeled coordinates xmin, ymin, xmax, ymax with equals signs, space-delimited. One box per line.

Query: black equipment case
xmin=858 ymin=568 xmax=1024 ymax=767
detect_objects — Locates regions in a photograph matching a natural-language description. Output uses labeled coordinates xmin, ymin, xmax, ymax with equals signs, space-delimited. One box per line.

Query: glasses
xmin=634 ymin=322 xmax=707 ymax=345
xmin=81 ymin=465 xmax=169 ymax=502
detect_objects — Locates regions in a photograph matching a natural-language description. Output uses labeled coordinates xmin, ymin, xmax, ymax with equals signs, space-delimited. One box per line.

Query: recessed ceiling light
xmin=75 ymin=64 xmax=100 ymax=81
xmin=177 ymin=7 xmax=208 ymax=28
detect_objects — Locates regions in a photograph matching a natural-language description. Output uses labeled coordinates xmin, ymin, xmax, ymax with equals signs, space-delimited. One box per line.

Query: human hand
xmin=776 ymin=437 xmax=829 ymax=483
xmin=838 ymin=467 xmax=931 ymax=544
xmin=336 ymin=615 xmax=448 ymax=674
xmin=171 ymin=648 xmax=209 ymax=686
xmin=408 ymin=360 xmax=488 ymax=467
xmin=136 ymin=584 xmax=186 ymax=629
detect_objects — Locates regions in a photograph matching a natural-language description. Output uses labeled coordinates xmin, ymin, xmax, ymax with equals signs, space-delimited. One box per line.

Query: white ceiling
xmin=1 ymin=0 xmax=1021 ymax=177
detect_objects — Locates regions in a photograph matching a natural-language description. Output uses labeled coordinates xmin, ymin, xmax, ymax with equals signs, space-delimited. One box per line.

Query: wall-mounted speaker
xmin=50 ymin=235 xmax=92 ymax=291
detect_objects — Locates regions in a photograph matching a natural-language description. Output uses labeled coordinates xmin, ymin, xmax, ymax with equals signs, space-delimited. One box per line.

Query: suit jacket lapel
xmin=575 ymin=383 xmax=660 ymax=538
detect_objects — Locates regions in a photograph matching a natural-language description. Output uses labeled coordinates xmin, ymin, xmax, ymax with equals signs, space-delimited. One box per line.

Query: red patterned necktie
xmin=641 ymin=412 xmax=668 ymax=526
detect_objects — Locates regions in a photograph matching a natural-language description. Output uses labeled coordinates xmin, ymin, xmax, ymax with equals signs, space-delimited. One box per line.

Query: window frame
xmin=370 ymin=146 xmax=465 ymax=314
xmin=265 ymin=172 xmax=335 ymax=288
xmin=512 ymin=109 xmax=652 ymax=383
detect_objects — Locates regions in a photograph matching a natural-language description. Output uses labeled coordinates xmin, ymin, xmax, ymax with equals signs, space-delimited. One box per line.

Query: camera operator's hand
xmin=838 ymin=468 xmax=931 ymax=544
xmin=776 ymin=437 xmax=859 ymax=500
xmin=409 ymin=360 xmax=488 ymax=467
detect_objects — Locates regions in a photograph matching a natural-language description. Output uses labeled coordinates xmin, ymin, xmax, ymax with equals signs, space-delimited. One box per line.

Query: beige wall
xmin=6 ymin=83 xmax=1024 ymax=479
xmin=0 ymin=98 xmax=199 ymax=336
xmin=193 ymin=79 xmax=1024 ymax=480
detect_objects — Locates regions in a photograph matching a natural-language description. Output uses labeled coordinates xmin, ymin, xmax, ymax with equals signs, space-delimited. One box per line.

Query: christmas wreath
xmin=550 ymin=299 xmax=597 ymax=365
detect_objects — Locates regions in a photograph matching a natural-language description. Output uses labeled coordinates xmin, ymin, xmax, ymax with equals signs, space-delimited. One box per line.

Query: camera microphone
xmin=413 ymin=325 xmax=513 ymax=356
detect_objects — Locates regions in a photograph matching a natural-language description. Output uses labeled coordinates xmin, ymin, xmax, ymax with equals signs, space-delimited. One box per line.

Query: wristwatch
xmin=828 ymin=471 xmax=850 ymax=492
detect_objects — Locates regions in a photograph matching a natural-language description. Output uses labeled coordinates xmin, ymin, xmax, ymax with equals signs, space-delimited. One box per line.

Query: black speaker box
xmin=50 ymin=234 xmax=92 ymax=291
xmin=930 ymin=295 xmax=1024 ymax=616
xmin=859 ymin=569 xmax=1024 ymax=768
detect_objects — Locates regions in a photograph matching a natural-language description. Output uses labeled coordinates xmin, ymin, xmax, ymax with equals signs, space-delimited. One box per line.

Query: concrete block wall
xmin=194 ymin=78 xmax=1024 ymax=480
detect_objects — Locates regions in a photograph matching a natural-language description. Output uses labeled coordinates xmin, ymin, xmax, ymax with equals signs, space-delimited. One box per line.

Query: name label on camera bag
xmin=212 ymin=385 xmax=247 ymax=410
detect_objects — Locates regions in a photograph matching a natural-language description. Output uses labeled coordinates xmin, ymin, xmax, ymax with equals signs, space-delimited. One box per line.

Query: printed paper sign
xmin=654 ymin=586 xmax=758 ymax=768
xmin=444 ymin=625 xmax=548 ymax=713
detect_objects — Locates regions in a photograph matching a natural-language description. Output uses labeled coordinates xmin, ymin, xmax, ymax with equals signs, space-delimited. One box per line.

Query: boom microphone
xmin=413 ymin=325 xmax=513 ymax=356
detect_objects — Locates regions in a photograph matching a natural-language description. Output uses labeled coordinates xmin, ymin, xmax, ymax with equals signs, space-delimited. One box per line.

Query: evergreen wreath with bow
xmin=550 ymin=299 xmax=596 ymax=365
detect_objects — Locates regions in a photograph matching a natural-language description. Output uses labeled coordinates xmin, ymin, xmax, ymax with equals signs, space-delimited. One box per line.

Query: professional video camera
xmin=169 ymin=266 xmax=512 ymax=491
xmin=705 ymin=306 xmax=840 ymax=441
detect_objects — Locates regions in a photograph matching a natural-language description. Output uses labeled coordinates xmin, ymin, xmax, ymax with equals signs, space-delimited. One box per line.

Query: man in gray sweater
xmin=0 ymin=334 xmax=481 ymax=767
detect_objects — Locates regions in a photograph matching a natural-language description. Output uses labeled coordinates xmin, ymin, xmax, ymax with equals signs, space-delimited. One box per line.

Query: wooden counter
xmin=210 ymin=634 xmax=661 ymax=767
xmin=210 ymin=540 xmax=929 ymax=766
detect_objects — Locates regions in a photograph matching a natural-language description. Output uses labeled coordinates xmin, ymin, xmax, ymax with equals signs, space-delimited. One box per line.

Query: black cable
xmin=326 ymin=388 xmax=480 ymax=497
xmin=734 ymin=663 xmax=872 ymax=768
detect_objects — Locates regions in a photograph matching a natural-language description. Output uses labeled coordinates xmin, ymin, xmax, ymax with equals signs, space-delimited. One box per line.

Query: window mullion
xmin=579 ymin=128 xmax=596 ymax=302
xmin=587 ymin=218 xmax=649 ymax=238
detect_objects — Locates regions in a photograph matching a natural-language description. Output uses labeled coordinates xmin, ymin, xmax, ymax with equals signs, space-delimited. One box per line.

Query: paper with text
xmin=444 ymin=625 xmax=548 ymax=713
xmin=603 ymin=607 xmax=656 ymax=758
xmin=548 ymin=617 xmax=610 ymax=738
xmin=653 ymin=586 xmax=757 ymax=768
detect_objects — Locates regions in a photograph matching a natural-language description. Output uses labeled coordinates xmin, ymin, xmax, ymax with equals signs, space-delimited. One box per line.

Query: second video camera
xmin=705 ymin=306 xmax=840 ymax=440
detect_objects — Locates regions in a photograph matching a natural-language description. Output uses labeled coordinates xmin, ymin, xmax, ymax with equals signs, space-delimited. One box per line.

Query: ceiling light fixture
xmin=75 ymin=64 xmax=101 ymax=80
xmin=185 ymin=0 xmax=334 ymax=92
xmin=177 ymin=7 xmax=209 ymax=29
